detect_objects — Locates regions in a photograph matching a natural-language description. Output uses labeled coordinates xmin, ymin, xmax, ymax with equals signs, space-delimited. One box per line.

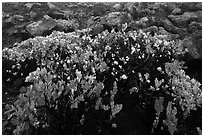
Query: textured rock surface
xmin=101 ymin=12 xmax=132 ymax=27
xmin=181 ymin=35 xmax=202 ymax=59
xmin=171 ymin=8 xmax=183 ymax=15
xmin=168 ymin=12 xmax=201 ymax=27
xmin=26 ymin=15 xmax=57 ymax=36
xmin=114 ymin=3 xmax=123 ymax=11
xmin=188 ymin=21 xmax=202 ymax=33
xmin=2 ymin=2 xmax=202 ymax=59
xmin=179 ymin=2 xmax=202 ymax=12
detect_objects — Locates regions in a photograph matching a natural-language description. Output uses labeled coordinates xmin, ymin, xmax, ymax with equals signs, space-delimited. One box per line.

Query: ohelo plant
xmin=3 ymin=28 xmax=201 ymax=134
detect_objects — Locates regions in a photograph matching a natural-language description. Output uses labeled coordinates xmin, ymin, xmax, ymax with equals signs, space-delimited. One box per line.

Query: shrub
xmin=3 ymin=28 xmax=201 ymax=134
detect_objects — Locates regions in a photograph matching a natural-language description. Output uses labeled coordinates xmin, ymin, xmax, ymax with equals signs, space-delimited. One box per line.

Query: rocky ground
xmin=2 ymin=2 xmax=202 ymax=135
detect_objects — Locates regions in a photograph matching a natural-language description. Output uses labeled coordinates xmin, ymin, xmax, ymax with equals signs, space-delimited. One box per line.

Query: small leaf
xmin=93 ymin=82 xmax=104 ymax=97
xmin=71 ymin=101 xmax=78 ymax=109
xmin=101 ymin=105 xmax=110 ymax=111
xmin=155 ymin=97 xmax=164 ymax=115
xmin=129 ymin=87 xmax=138 ymax=94
xmin=37 ymin=97 xmax=45 ymax=106
xmin=95 ymin=97 xmax=102 ymax=110
xmin=76 ymin=94 xmax=84 ymax=102
xmin=112 ymin=104 xmax=123 ymax=117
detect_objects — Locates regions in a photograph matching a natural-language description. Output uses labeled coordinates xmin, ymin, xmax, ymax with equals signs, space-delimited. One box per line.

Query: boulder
xmin=155 ymin=17 xmax=187 ymax=38
xmin=127 ymin=21 xmax=140 ymax=31
xmin=148 ymin=2 xmax=169 ymax=17
xmin=4 ymin=14 xmax=24 ymax=25
xmin=89 ymin=24 xmax=104 ymax=37
xmin=47 ymin=2 xmax=73 ymax=20
xmin=188 ymin=21 xmax=202 ymax=33
xmin=150 ymin=2 xmax=177 ymax=14
xmin=181 ymin=35 xmax=202 ymax=59
xmin=168 ymin=12 xmax=201 ymax=27
xmin=24 ymin=2 xmax=42 ymax=11
xmin=114 ymin=3 xmax=123 ymax=11
xmin=157 ymin=27 xmax=180 ymax=40
xmin=28 ymin=2 xmax=49 ymax=21
xmin=91 ymin=3 xmax=112 ymax=16
xmin=179 ymin=2 xmax=202 ymax=12
xmin=194 ymin=3 xmax=202 ymax=10
xmin=140 ymin=17 xmax=149 ymax=24
xmin=101 ymin=12 xmax=132 ymax=27
xmin=143 ymin=26 xmax=158 ymax=34
xmin=123 ymin=2 xmax=136 ymax=14
xmin=26 ymin=15 xmax=57 ymax=36
xmin=86 ymin=16 xmax=101 ymax=28
xmin=29 ymin=11 xmax=38 ymax=20
xmin=124 ymin=3 xmax=152 ymax=19
xmin=54 ymin=19 xmax=78 ymax=33
xmin=48 ymin=8 xmax=73 ymax=20
xmin=24 ymin=3 xmax=34 ymax=10
xmin=171 ymin=8 xmax=183 ymax=15
xmin=134 ymin=17 xmax=150 ymax=28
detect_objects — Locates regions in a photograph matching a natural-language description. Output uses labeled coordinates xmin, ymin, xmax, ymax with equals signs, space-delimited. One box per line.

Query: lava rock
xmin=123 ymin=2 xmax=136 ymax=14
xmin=26 ymin=15 xmax=57 ymax=36
xmin=114 ymin=3 xmax=123 ymax=11
xmin=171 ymin=8 xmax=183 ymax=15
xmin=188 ymin=21 xmax=202 ymax=33
xmin=181 ymin=36 xmax=202 ymax=59
xmin=140 ymin=17 xmax=149 ymax=24
xmin=179 ymin=2 xmax=202 ymax=12
xmin=29 ymin=11 xmax=38 ymax=20
xmin=54 ymin=19 xmax=78 ymax=33
xmin=91 ymin=3 xmax=112 ymax=16
xmin=155 ymin=17 xmax=187 ymax=38
xmin=24 ymin=3 xmax=34 ymax=10
xmin=132 ymin=17 xmax=150 ymax=29
xmin=47 ymin=2 xmax=73 ymax=20
xmin=89 ymin=24 xmax=104 ymax=37
xmin=86 ymin=16 xmax=101 ymax=28
xmin=29 ymin=3 xmax=48 ymax=21
xmin=157 ymin=27 xmax=179 ymax=40
xmin=143 ymin=26 xmax=158 ymax=34
xmin=168 ymin=11 xmax=201 ymax=27
xmin=101 ymin=12 xmax=132 ymax=27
